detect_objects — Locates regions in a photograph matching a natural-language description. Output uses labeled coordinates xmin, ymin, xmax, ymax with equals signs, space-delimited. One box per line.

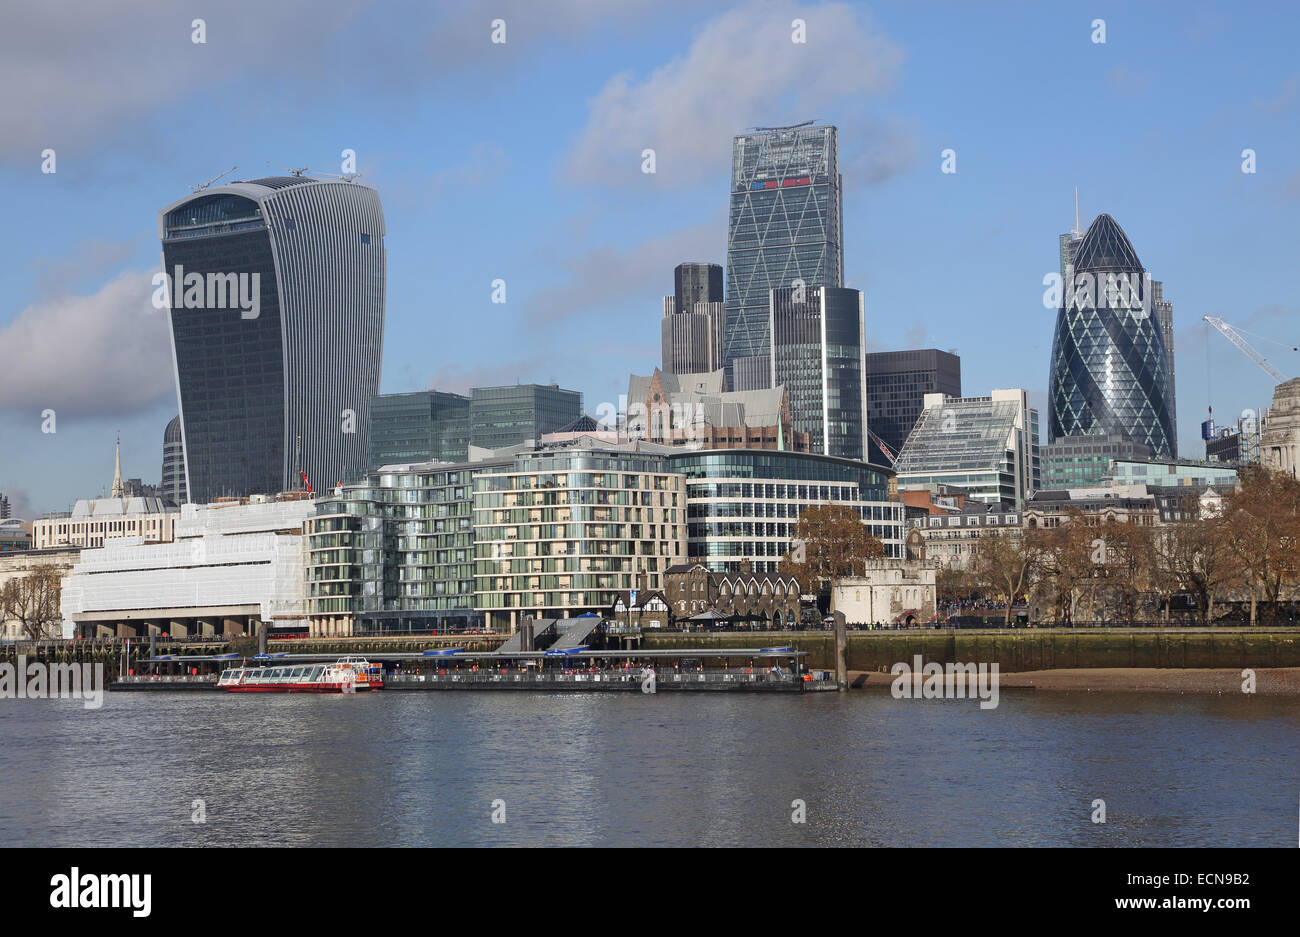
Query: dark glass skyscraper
xmin=1048 ymin=213 xmax=1176 ymax=459
xmin=770 ymin=285 xmax=866 ymax=460
xmin=662 ymin=262 xmax=725 ymax=377
xmin=864 ymin=349 xmax=962 ymax=463
xmin=159 ymin=176 xmax=386 ymax=500
xmin=726 ymin=122 xmax=842 ymax=391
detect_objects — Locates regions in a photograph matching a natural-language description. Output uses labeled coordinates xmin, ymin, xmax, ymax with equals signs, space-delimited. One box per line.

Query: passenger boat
xmin=217 ymin=656 xmax=382 ymax=693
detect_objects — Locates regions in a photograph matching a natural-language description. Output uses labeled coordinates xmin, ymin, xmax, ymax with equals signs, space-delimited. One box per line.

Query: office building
xmin=468 ymin=383 xmax=583 ymax=451
xmin=662 ymin=262 xmax=725 ymax=376
xmin=0 ymin=493 xmax=10 ymax=520
xmin=162 ymin=416 xmax=187 ymax=506
xmin=669 ymin=448 xmax=902 ymax=574
xmin=160 ymin=174 xmax=385 ymax=501
xmin=1041 ymin=434 xmax=1150 ymax=490
xmin=473 ymin=437 xmax=686 ymax=631
xmin=1048 ymin=213 xmax=1176 ymax=459
xmin=368 ymin=390 xmax=471 ymax=468
xmin=1107 ymin=458 xmax=1239 ymax=491
xmin=894 ymin=388 xmax=1040 ymax=508
xmin=1261 ymin=378 xmax=1300 ymax=479
xmin=726 ymin=122 xmax=842 ymax=390
xmin=625 ymin=368 xmax=811 ymax=452
xmin=769 ymin=285 xmax=866 ymax=460
xmin=864 ymin=349 xmax=962 ymax=464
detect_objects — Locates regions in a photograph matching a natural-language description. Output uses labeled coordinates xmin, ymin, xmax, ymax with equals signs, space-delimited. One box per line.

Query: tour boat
xmin=217 ymin=656 xmax=382 ymax=693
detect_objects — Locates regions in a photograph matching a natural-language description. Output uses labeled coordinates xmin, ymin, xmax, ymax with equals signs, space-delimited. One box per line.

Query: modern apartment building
xmin=472 ymin=437 xmax=686 ymax=631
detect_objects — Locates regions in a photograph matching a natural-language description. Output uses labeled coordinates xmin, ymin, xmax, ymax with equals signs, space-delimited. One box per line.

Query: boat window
xmin=289 ymin=668 xmax=304 ymax=678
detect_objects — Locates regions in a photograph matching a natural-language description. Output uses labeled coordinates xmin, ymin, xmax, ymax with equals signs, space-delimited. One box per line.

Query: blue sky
xmin=1 ymin=1 xmax=1297 ymax=516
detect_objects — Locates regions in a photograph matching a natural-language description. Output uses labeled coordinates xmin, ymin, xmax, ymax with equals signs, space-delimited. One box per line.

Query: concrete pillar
xmin=147 ymin=621 xmax=162 ymax=637
xmin=222 ymin=617 xmax=241 ymax=637
xmin=170 ymin=620 xmax=189 ymax=638
xmin=198 ymin=619 xmax=215 ymax=637
xmin=116 ymin=622 xmax=138 ymax=639
xmin=833 ymin=611 xmax=848 ymax=691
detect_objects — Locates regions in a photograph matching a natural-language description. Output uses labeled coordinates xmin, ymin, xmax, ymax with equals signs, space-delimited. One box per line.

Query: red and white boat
xmin=217 ymin=656 xmax=382 ymax=693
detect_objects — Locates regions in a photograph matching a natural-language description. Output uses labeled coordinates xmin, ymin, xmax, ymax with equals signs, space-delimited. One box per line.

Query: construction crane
xmin=189 ymin=166 xmax=237 ymax=192
xmin=1202 ymin=316 xmax=1294 ymax=383
xmin=867 ymin=428 xmax=898 ymax=466
xmin=311 ymin=168 xmax=363 ymax=183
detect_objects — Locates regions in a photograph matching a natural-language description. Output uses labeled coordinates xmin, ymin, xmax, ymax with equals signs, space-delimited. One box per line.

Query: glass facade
xmin=1108 ymin=459 xmax=1238 ymax=489
xmin=1041 ymin=434 xmax=1150 ymax=489
xmin=161 ymin=177 xmax=386 ymax=502
xmin=726 ymin=123 xmax=842 ymax=389
xmin=894 ymin=390 xmax=1040 ymax=507
xmin=305 ymin=459 xmax=505 ymax=634
xmin=469 ymin=384 xmax=583 ymax=451
xmin=368 ymin=391 xmax=470 ymax=468
xmin=669 ymin=449 xmax=901 ymax=572
xmin=770 ymin=285 xmax=866 ymax=460
xmin=1048 ymin=213 xmax=1176 ymax=459
xmin=864 ymin=349 xmax=962 ymax=464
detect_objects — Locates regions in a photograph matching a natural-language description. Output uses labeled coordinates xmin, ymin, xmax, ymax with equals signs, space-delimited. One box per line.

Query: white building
xmin=831 ymin=559 xmax=938 ymax=626
xmin=60 ymin=497 xmax=315 ymax=639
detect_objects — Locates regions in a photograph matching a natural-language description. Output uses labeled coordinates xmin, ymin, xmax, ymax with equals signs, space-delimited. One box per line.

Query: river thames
xmin=1 ymin=689 xmax=1295 ymax=847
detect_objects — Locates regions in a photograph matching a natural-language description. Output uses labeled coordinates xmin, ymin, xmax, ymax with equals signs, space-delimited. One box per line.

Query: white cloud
xmin=566 ymin=1 xmax=904 ymax=187
xmin=0 ymin=270 xmax=174 ymax=419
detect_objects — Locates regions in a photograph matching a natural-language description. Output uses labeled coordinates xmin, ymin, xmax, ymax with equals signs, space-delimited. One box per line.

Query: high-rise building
xmin=864 ymin=350 xmax=962 ymax=464
xmin=1261 ymin=378 xmax=1300 ymax=479
xmin=661 ymin=263 xmax=726 ymax=377
xmin=159 ymin=175 xmax=385 ymax=501
xmin=769 ymin=285 xmax=866 ymax=461
xmin=726 ymin=122 xmax=842 ymax=390
xmin=161 ymin=416 xmax=187 ymax=506
xmin=468 ymin=384 xmax=583 ymax=451
xmin=1150 ymin=279 xmax=1176 ymax=445
xmin=0 ymin=493 xmax=10 ymax=520
xmin=1048 ymin=213 xmax=1176 ymax=459
xmin=368 ymin=391 xmax=471 ymax=468
xmin=894 ymin=388 xmax=1040 ymax=508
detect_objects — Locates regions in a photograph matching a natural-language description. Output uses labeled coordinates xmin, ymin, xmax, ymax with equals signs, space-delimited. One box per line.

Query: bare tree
xmin=780 ymin=503 xmax=885 ymax=611
xmin=0 ymin=566 xmax=63 ymax=640
xmin=969 ymin=535 xmax=1034 ymax=626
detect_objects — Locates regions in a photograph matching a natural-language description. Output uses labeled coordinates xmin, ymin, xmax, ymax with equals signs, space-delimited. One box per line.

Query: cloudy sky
xmin=1 ymin=1 xmax=1297 ymax=516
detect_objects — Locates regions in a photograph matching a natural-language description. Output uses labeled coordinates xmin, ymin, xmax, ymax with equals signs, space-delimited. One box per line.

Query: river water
xmin=1 ymin=689 xmax=1295 ymax=847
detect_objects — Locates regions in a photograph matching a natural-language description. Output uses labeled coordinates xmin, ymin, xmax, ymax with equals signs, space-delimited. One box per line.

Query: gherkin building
xmin=1048 ymin=213 xmax=1176 ymax=459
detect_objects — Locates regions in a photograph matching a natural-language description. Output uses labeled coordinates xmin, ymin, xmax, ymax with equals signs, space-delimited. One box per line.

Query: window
xmin=361 ymin=233 xmax=371 ymax=244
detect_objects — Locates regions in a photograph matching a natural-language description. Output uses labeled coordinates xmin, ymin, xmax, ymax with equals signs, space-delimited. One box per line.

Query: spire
xmin=110 ymin=432 xmax=125 ymax=498
xmin=1072 ymin=187 xmax=1080 ymax=236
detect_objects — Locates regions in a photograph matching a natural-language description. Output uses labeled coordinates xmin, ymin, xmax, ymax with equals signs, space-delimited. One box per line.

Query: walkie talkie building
xmin=1048 ymin=213 xmax=1176 ymax=459
xmin=159 ymin=176 xmax=386 ymax=502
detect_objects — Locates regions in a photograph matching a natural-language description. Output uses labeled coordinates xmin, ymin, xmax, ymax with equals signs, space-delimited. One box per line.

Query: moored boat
xmin=217 ymin=656 xmax=382 ymax=693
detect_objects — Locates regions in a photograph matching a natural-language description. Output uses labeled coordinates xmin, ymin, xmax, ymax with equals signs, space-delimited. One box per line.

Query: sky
xmin=1 ymin=0 xmax=1297 ymax=517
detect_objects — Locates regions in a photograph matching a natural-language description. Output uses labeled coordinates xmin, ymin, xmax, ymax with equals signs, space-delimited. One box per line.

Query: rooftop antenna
xmin=190 ymin=166 xmax=237 ymax=193
xmin=266 ymin=161 xmax=310 ymax=177
xmin=1072 ymin=187 xmax=1080 ymax=236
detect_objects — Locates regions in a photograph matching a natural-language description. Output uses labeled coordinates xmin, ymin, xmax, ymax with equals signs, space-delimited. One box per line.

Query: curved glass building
xmin=1048 ymin=213 xmax=1175 ymax=458
xmin=668 ymin=449 xmax=901 ymax=572
xmin=159 ymin=176 xmax=385 ymax=502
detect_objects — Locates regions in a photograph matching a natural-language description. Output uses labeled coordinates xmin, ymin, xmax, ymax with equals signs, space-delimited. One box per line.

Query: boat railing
xmin=385 ymin=668 xmax=802 ymax=686
xmin=116 ymin=674 xmax=220 ymax=684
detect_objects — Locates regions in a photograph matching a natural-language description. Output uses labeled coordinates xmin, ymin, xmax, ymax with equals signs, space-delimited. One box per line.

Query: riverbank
xmin=847 ymin=666 xmax=1300 ymax=695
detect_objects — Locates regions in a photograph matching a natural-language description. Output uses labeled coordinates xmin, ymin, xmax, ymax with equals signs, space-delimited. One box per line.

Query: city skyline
xmin=2 ymin=3 xmax=1299 ymax=515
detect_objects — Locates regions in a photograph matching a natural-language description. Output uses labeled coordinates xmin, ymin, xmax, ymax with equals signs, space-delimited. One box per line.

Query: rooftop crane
xmin=266 ymin=161 xmax=310 ymax=177
xmin=867 ymin=428 xmax=898 ymax=466
xmin=189 ymin=166 xmax=237 ymax=192
xmin=311 ymin=168 xmax=363 ymax=183
xmin=1202 ymin=315 xmax=1295 ymax=383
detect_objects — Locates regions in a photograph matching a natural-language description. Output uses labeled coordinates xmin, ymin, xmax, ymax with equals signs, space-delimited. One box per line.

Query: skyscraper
xmin=661 ymin=262 xmax=725 ymax=377
xmin=159 ymin=175 xmax=386 ymax=501
xmin=864 ymin=349 xmax=962 ymax=464
xmin=769 ymin=285 xmax=866 ymax=461
xmin=726 ymin=122 xmax=842 ymax=391
xmin=161 ymin=416 xmax=187 ymax=505
xmin=1048 ymin=213 xmax=1176 ymax=459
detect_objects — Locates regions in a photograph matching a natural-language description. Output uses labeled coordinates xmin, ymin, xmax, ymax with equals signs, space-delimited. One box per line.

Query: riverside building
xmin=304 ymin=456 xmax=509 ymax=637
xmin=473 ymin=437 xmax=686 ymax=632
xmin=669 ymin=448 xmax=902 ymax=574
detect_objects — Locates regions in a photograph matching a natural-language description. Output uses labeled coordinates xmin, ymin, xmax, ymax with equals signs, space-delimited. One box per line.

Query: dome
xmin=165 ymin=416 xmax=182 ymax=444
